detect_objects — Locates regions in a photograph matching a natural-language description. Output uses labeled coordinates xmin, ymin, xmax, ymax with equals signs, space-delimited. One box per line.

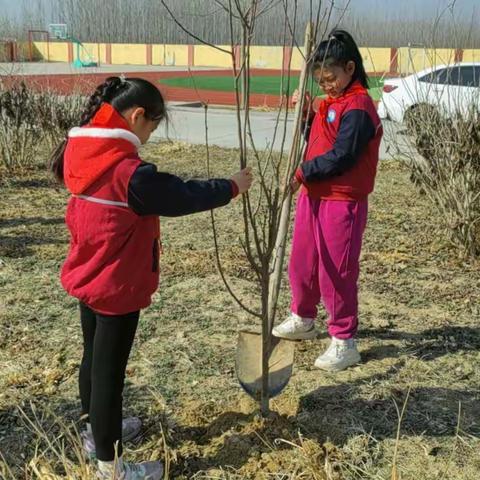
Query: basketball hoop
xmin=48 ymin=24 xmax=68 ymax=40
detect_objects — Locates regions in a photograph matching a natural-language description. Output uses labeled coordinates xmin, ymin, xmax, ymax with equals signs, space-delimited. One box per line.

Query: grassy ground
xmin=0 ymin=143 xmax=479 ymax=479
xmin=159 ymin=75 xmax=384 ymax=101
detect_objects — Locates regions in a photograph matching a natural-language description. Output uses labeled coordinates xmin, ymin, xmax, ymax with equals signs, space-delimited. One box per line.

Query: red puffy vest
xmin=61 ymin=104 xmax=160 ymax=315
xmin=302 ymin=83 xmax=383 ymax=201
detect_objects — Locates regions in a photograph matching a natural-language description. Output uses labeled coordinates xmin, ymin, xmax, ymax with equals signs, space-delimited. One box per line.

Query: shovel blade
xmin=235 ymin=330 xmax=295 ymax=400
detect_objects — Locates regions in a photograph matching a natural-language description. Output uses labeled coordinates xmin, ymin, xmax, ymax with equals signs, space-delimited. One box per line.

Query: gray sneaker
xmin=83 ymin=417 xmax=142 ymax=460
xmin=314 ymin=337 xmax=361 ymax=371
xmin=272 ymin=313 xmax=317 ymax=340
xmin=97 ymin=457 xmax=164 ymax=480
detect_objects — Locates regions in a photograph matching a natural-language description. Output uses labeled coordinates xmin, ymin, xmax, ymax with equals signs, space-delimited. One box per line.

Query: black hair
xmin=313 ymin=29 xmax=369 ymax=89
xmin=51 ymin=76 xmax=167 ymax=182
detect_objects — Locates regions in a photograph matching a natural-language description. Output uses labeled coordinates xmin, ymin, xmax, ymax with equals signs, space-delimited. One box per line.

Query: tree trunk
xmin=260 ymin=22 xmax=314 ymax=416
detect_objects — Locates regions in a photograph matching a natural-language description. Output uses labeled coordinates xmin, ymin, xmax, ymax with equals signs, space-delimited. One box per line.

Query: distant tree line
xmin=0 ymin=0 xmax=479 ymax=48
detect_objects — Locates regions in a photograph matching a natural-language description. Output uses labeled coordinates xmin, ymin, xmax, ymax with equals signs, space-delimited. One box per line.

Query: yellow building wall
xmin=32 ymin=42 xmax=49 ymax=61
xmin=142 ymin=44 xmax=190 ymax=66
xmin=195 ymin=45 xmax=232 ymax=67
xmin=111 ymin=43 xmax=146 ymax=65
xmin=462 ymin=49 xmax=480 ymax=62
xmin=22 ymin=43 xmax=476 ymax=73
xmin=398 ymin=48 xmax=456 ymax=74
xmin=152 ymin=44 xmax=165 ymax=65
xmin=16 ymin=42 xmax=30 ymax=60
xmin=152 ymin=44 xmax=188 ymax=66
xmin=48 ymin=42 xmax=70 ymax=62
xmin=79 ymin=42 xmax=108 ymax=64
xmin=291 ymin=47 xmax=392 ymax=73
xmin=250 ymin=46 xmax=283 ymax=69
xmin=360 ymin=48 xmax=392 ymax=73
xmin=163 ymin=44 xmax=189 ymax=66
xmin=290 ymin=47 xmax=305 ymax=70
xmin=33 ymin=41 xmax=108 ymax=63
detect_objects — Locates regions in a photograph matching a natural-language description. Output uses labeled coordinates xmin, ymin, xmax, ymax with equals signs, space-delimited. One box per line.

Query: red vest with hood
xmin=302 ymin=81 xmax=382 ymax=200
xmin=61 ymin=104 xmax=160 ymax=315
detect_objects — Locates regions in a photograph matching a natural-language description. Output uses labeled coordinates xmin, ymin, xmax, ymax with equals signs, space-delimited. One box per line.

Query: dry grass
xmin=0 ymin=143 xmax=479 ymax=479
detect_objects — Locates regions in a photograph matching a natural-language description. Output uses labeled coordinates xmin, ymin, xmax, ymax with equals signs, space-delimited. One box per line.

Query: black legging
xmin=79 ymin=302 xmax=139 ymax=461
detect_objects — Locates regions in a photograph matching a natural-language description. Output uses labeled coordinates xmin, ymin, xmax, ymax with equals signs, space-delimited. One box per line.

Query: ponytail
xmin=313 ymin=29 xmax=369 ymax=89
xmin=50 ymin=139 xmax=68 ymax=182
xmin=79 ymin=77 xmax=128 ymax=126
xmin=50 ymin=76 xmax=166 ymax=183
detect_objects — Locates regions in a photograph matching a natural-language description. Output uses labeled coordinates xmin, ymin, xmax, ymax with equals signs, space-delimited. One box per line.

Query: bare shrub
xmin=0 ymin=82 xmax=42 ymax=172
xmin=0 ymin=81 xmax=83 ymax=173
xmin=35 ymin=93 xmax=85 ymax=150
xmin=403 ymin=106 xmax=480 ymax=258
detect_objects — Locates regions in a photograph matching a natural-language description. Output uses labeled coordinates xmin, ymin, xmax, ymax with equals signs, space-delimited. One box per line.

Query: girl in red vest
xmin=51 ymin=77 xmax=252 ymax=480
xmin=273 ymin=30 xmax=383 ymax=372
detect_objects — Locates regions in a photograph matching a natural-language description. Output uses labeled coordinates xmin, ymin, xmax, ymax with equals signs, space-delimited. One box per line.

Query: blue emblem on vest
xmin=327 ymin=109 xmax=336 ymax=123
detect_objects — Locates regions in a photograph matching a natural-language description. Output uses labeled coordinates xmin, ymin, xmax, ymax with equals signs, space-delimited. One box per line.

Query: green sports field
xmin=159 ymin=75 xmax=384 ymax=101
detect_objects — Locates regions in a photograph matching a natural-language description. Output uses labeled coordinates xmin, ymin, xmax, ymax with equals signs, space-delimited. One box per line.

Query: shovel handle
xmin=266 ymin=22 xmax=315 ymax=332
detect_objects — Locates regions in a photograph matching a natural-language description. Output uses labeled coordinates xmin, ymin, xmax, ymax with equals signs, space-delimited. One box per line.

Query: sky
xmin=346 ymin=0 xmax=477 ymax=20
xmin=0 ymin=0 xmax=477 ymax=22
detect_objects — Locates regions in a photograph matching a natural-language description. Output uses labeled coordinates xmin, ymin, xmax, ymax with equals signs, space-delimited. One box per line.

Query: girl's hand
xmin=290 ymin=177 xmax=301 ymax=193
xmin=231 ymin=167 xmax=253 ymax=195
xmin=291 ymin=89 xmax=312 ymax=110
xmin=291 ymin=89 xmax=301 ymax=106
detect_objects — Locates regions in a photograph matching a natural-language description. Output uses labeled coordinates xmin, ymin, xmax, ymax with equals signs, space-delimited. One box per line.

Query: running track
xmin=0 ymin=69 xmax=296 ymax=108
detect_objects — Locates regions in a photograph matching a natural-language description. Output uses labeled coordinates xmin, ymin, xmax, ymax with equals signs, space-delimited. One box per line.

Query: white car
xmin=378 ymin=63 xmax=480 ymax=125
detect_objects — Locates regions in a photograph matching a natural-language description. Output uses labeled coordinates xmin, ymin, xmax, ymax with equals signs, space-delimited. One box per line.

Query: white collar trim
xmin=68 ymin=127 xmax=141 ymax=148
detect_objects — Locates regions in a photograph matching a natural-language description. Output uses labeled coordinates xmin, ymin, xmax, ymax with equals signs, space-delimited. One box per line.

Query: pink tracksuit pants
xmin=288 ymin=193 xmax=368 ymax=339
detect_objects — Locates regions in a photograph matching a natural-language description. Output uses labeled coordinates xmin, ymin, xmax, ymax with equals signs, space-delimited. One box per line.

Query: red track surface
xmin=0 ymin=69 xmax=297 ymax=107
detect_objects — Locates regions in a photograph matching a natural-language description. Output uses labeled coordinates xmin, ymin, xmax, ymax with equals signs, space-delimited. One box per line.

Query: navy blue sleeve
xmin=300 ymin=109 xmax=376 ymax=182
xmin=128 ymin=163 xmax=234 ymax=217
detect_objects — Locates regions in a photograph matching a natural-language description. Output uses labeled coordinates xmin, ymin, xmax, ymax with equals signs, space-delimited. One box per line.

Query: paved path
xmin=0 ymin=62 xmax=406 ymax=158
xmin=153 ymin=103 xmax=404 ymax=160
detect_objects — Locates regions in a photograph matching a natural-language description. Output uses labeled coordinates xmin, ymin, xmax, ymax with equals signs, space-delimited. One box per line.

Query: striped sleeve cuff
xmin=230 ymin=180 xmax=240 ymax=198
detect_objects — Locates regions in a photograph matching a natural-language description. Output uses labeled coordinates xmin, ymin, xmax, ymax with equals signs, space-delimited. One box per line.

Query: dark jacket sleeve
xmin=300 ymin=109 xmax=376 ymax=182
xmin=128 ymin=163 xmax=234 ymax=217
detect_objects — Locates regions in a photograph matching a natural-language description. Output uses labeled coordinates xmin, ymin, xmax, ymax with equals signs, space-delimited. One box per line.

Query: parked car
xmin=378 ymin=62 xmax=480 ymax=127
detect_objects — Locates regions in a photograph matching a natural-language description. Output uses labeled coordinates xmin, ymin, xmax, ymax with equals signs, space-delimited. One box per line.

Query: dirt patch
xmin=0 ymin=144 xmax=479 ymax=479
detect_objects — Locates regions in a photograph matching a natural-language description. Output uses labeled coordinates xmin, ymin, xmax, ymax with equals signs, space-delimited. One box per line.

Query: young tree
xmin=160 ymin=0 xmax=337 ymax=415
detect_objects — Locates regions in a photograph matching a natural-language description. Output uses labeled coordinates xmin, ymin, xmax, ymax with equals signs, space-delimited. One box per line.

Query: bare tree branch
xmin=160 ymin=0 xmax=232 ymax=54
xmin=203 ymin=103 xmax=262 ymax=318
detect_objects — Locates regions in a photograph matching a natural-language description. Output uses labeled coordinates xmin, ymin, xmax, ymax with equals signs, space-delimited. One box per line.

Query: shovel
xmin=235 ymin=23 xmax=314 ymax=408
xmin=235 ymin=330 xmax=295 ymax=400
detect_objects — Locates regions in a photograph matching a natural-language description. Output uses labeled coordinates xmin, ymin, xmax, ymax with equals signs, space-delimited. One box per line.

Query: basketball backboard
xmin=48 ymin=24 xmax=68 ymax=40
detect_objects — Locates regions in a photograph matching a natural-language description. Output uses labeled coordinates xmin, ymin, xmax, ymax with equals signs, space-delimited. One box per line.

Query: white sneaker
xmin=272 ymin=313 xmax=317 ymax=340
xmin=83 ymin=417 xmax=142 ymax=460
xmin=97 ymin=456 xmax=164 ymax=480
xmin=314 ymin=337 xmax=360 ymax=371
